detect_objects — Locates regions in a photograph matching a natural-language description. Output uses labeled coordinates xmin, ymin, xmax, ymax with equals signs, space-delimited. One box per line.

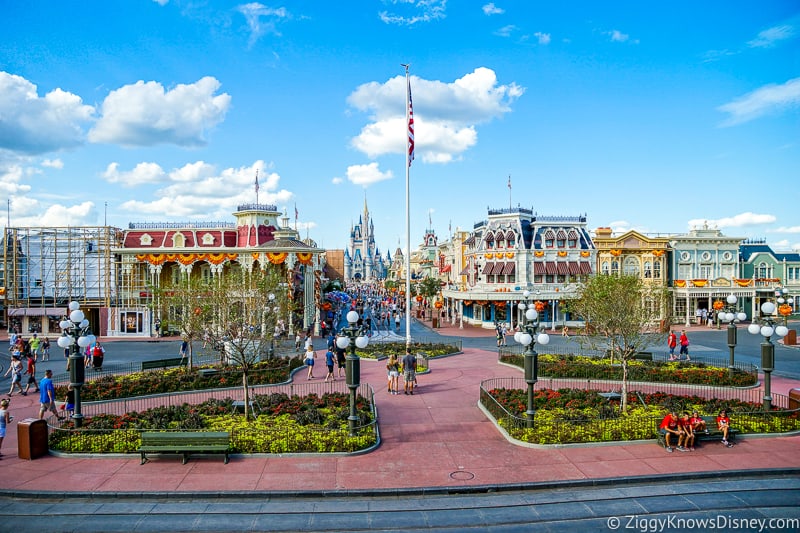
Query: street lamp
xmin=56 ymin=301 xmax=96 ymax=428
xmin=775 ymin=288 xmax=794 ymax=327
xmin=748 ymin=300 xmax=789 ymax=411
xmin=719 ymin=294 xmax=747 ymax=377
xmin=514 ymin=290 xmax=550 ymax=429
xmin=336 ymin=309 xmax=369 ymax=435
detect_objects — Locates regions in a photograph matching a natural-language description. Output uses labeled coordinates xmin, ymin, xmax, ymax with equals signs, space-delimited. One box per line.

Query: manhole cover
xmin=449 ymin=470 xmax=475 ymax=481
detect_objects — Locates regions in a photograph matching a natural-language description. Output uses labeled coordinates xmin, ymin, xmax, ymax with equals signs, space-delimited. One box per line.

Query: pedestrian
xmin=0 ymin=398 xmax=12 ymax=458
xmin=29 ymin=333 xmax=41 ymax=359
xmin=304 ymin=346 xmax=316 ymax=379
xmin=5 ymin=355 xmax=26 ymax=396
xmin=386 ymin=354 xmax=400 ymax=394
xmin=179 ymin=338 xmax=189 ymax=359
xmin=679 ymin=330 xmax=690 ymax=361
xmin=394 ymin=312 xmax=400 ymax=331
xmin=38 ymin=369 xmax=64 ymax=421
xmin=324 ymin=348 xmax=335 ymax=382
xmin=91 ymin=341 xmax=105 ymax=369
xmin=303 ymin=333 xmax=313 ymax=351
xmin=154 ymin=318 xmax=162 ymax=337
xmin=402 ymin=348 xmax=417 ymax=395
xmin=562 ymin=326 xmax=569 ymax=337
xmin=667 ymin=330 xmax=677 ymax=360
xmin=336 ymin=346 xmax=346 ymax=378
xmin=23 ymin=353 xmax=39 ymax=394
xmin=41 ymin=336 xmax=50 ymax=361
xmin=295 ymin=332 xmax=302 ymax=351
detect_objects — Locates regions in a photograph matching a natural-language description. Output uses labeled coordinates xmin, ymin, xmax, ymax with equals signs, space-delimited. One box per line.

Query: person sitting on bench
xmin=717 ymin=410 xmax=734 ymax=447
xmin=680 ymin=412 xmax=695 ymax=451
xmin=690 ymin=411 xmax=708 ymax=434
xmin=659 ymin=411 xmax=684 ymax=452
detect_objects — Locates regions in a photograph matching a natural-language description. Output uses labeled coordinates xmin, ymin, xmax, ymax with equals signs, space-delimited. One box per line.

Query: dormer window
xmin=172 ymin=232 xmax=186 ymax=248
xmin=506 ymin=230 xmax=516 ymax=248
xmin=201 ymin=233 xmax=215 ymax=245
xmin=567 ymin=230 xmax=578 ymax=248
xmin=544 ymin=230 xmax=555 ymax=248
xmin=556 ymin=230 xmax=567 ymax=248
xmin=139 ymin=233 xmax=153 ymax=246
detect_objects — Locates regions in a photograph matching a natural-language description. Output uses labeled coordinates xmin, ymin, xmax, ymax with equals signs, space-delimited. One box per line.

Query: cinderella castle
xmin=344 ymin=199 xmax=390 ymax=283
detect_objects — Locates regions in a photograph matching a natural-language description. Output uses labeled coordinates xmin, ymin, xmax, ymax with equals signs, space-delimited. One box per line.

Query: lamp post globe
xmin=748 ymin=297 xmax=788 ymax=411
xmin=515 ymin=293 xmax=549 ymax=429
xmin=338 ymin=309 xmax=368 ymax=436
xmin=59 ymin=301 xmax=94 ymax=428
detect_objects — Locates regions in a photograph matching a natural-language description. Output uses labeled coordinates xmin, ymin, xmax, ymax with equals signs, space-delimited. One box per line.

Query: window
xmin=568 ymin=230 xmax=579 ymax=248
xmin=644 ymin=261 xmax=652 ymax=278
xmin=757 ymin=262 xmax=770 ymax=278
xmin=623 ymin=257 xmax=640 ymax=277
xmin=601 ymin=262 xmax=610 ymax=275
xmin=556 ymin=231 xmax=567 ymax=248
xmin=172 ymin=232 xmax=186 ymax=248
xmin=199 ymin=264 xmax=212 ymax=282
xmin=698 ymin=265 xmax=712 ymax=279
xmin=654 ymin=260 xmax=662 ymax=279
xmin=139 ymin=234 xmax=153 ymax=246
xmin=201 ymin=233 xmax=215 ymax=245
xmin=678 ymin=265 xmax=692 ymax=279
xmin=789 ymin=266 xmax=800 ymax=280
xmin=544 ymin=230 xmax=555 ymax=248
xmin=506 ymin=231 xmax=516 ymax=248
xmin=171 ymin=265 xmax=182 ymax=284
xmin=495 ymin=232 xmax=505 ymax=249
xmin=611 ymin=260 xmax=620 ymax=275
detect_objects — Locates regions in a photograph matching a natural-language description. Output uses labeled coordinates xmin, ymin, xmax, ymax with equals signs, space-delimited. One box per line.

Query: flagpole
xmin=403 ymin=63 xmax=412 ymax=347
xmin=508 ymin=175 xmax=511 ymax=210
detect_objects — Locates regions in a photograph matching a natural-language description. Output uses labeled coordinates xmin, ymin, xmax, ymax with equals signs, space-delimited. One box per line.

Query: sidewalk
xmin=0 ymin=347 xmax=798 ymax=494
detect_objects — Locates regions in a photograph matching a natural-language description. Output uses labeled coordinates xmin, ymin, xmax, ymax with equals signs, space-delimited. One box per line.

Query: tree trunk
xmin=621 ymin=359 xmax=629 ymax=412
xmin=242 ymin=370 xmax=251 ymax=420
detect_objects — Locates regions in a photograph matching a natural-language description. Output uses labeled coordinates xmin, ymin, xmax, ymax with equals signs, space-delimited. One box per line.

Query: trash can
xmin=785 ymin=329 xmax=797 ymax=346
xmin=789 ymin=388 xmax=800 ymax=410
xmin=432 ymin=317 xmax=439 ymax=328
xmin=18 ymin=418 xmax=49 ymax=460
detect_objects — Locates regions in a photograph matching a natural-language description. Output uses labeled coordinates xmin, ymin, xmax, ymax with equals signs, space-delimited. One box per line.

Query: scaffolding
xmin=2 ymin=226 xmax=122 ymax=331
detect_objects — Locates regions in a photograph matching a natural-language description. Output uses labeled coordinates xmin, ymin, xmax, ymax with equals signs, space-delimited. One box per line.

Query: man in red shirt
xmin=659 ymin=411 xmax=684 ymax=452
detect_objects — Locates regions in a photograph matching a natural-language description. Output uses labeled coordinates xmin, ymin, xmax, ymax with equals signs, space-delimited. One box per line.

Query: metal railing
xmin=479 ymin=377 xmax=800 ymax=445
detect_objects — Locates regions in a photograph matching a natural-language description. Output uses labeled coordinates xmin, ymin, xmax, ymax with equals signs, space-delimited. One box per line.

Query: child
xmin=690 ymin=411 xmax=707 ymax=434
xmin=679 ymin=412 xmax=695 ymax=451
xmin=717 ymin=410 xmax=734 ymax=447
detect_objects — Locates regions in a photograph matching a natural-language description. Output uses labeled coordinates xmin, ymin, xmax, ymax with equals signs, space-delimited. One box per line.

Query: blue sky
xmin=1 ymin=1 xmax=798 ymax=256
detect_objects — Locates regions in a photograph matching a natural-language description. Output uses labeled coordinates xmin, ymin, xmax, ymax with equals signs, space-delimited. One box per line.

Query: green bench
xmin=139 ymin=431 xmax=230 ymax=465
xmin=657 ymin=415 xmax=738 ymax=448
xmin=141 ymin=357 xmax=188 ymax=371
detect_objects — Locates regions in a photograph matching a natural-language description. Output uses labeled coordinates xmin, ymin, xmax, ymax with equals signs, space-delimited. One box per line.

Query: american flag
xmin=294 ymin=204 xmax=298 ymax=221
xmin=407 ymin=76 xmax=415 ymax=168
xmin=507 ymin=175 xmax=511 ymax=190
xmin=254 ymin=170 xmax=260 ymax=193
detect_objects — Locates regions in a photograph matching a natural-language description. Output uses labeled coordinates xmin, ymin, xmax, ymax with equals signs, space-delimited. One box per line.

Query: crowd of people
xmin=658 ymin=409 xmax=735 ymax=452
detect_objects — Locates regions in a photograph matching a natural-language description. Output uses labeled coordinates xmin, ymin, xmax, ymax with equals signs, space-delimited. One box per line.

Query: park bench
xmin=657 ymin=416 xmax=738 ymax=449
xmin=139 ymin=431 xmax=230 ymax=465
xmin=141 ymin=357 xmax=188 ymax=371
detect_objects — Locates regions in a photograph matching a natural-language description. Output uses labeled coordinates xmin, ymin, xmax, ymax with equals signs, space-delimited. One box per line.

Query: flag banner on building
xmin=407 ymin=76 xmax=415 ymax=168
xmin=255 ymin=170 xmax=260 ymax=194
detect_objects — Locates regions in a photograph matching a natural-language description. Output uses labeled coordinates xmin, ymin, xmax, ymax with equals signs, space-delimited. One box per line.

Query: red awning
xmin=458 ymin=266 xmax=470 ymax=276
xmin=580 ymin=261 xmax=593 ymax=274
xmin=545 ymin=261 xmax=558 ymax=275
xmin=440 ymin=264 xmax=451 ymax=273
xmin=534 ymin=262 xmax=546 ymax=275
xmin=557 ymin=262 xmax=569 ymax=275
xmin=568 ymin=261 xmax=580 ymax=275
xmin=501 ymin=262 xmax=516 ymax=275
xmin=482 ymin=262 xmax=495 ymax=275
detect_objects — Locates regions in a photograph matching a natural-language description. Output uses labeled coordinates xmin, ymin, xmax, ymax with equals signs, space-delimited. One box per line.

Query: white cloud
xmin=41 ymin=158 xmax=64 ymax=169
xmin=0 ymin=164 xmax=33 ymax=196
xmin=494 ymin=25 xmax=517 ymax=37
xmin=331 ymin=177 xmax=343 ymax=185
xmin=0 ymin=71 xmax=95 ymax=155
xmin=10 ymin=198 xmax=96 ymax=227
xmin=748 ymin=24 xmax=795 ymax=48
xmin=688 ymin=212 xmax=777 ymax=229
xmin=608 ymin=29 xmax=629 ymax=42
xmin=346 ymin=162 xmax=394 ymax=187
xmin=89 ymin=77 xmax=231 ymax=147
xmin=482 ymin=3 xmax=504 ymax=15
xmin=347 ymin=67 xmax=523 ymax=163
xmin=237 ymin=3 xmax=291 ymax=47
xmin=379 ymin=0 xmax=446 ymax=26
xmin=769 ymin=226 xmax=800 ymax=234
xmin=718 ymin=77 xmax=800 ymax=126
xmin=534 ymin=32 xmax=551 ymax=45
xmin=118 ymin=160 xmax=292 ymax=220
xmin=102 ymin=162 xmax=166 ymax=187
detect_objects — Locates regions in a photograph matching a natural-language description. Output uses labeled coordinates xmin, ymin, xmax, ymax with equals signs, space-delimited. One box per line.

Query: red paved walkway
xmin=1 ymin=348 xmax=798 ymax=493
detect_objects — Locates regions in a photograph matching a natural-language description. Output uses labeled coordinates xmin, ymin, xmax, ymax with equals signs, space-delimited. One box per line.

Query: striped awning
xmin=501 ymin=262 xmax=516 ymax=275
xmin=8 ymin=308 xmax=66 ymax=317
xmin=458 ymin=266 xmax=470 ymax=276
xmin=545 ymin=261 xmax=558 ymax=275
xmin=568 ymin=261 xmax=581 ymax=275
xmin=534 ymin=262 xmax=546 ymax=275
xmin=482 ymin=262 xmax=495 ymax=275
xmin=557 ymin=262 xmax=569 ymax=275
xmin=490 ymin=262 xmax=505 ymax=275
xmin=580 ymin=261 xmax=593 ymax=274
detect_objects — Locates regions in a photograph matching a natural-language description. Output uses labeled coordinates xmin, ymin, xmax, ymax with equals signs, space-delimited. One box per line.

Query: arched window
xmin=654 ymin=260 xmax=662 ymax=279
xmin=601 ymin=261 xmax=610 ymax=275
xmin=495 ymin=232 xmax=505 ymax=249
xmin=556 ymin=230 xmax=567 ymax=248
xmin=623 ymin=257 xmax=640 ymax=277
xmin=611 ymin=260 xmax=620 ymax=275
xmin=567 ymin=230 xmax=579 ymax=248
xmin=485 ymin=233 xmax=494 ymax=249
xmin=544 ymin=230 xmax=555 ymax=248
xmin=644 ymin=261 xmax=652 ymax=278
xmin=757 ymin=262 xmax=770 ymax=278
xmin=172 ymin=232 xmax=186 ymax=248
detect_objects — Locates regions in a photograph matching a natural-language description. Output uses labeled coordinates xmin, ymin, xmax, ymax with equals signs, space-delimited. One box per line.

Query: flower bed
xmin=49 ymin=392 xmax=376 ymax=454
xmin=499 ymin=353 xmax=757 ymax=387
xmin=356 ymin=341 xmax=459 ymax=359
xmin=483 ymin=387 xmax=800 ymax=445
xmin=57 ymin=357 xmax=305 ymax=401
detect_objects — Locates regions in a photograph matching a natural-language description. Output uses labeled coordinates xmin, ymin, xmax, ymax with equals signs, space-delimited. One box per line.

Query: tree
xmin=569 ymin=274 xmax=668 ymax=412
xmin=159 ymin=265 xmax=287 ymax=420
xmin=152 ymin=276 xmax=212 ymax=370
